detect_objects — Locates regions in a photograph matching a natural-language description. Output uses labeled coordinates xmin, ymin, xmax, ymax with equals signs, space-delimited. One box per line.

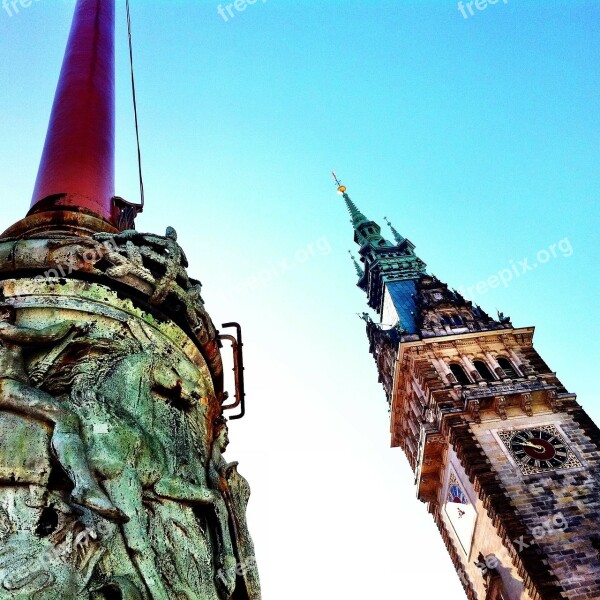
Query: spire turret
xmin=333 ymin=173 xmax=426 ymax=319
xmin=349 ymin=251 xmax=364 ymax=278
xmin=332 ymin=172 xmax=387 ymax=246
xmin=384 ymin=217 xmax=405 ymax=245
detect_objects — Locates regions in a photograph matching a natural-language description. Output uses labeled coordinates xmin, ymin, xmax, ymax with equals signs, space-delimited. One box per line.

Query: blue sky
xmin=1 ymin=1 xmax=599 ymax=598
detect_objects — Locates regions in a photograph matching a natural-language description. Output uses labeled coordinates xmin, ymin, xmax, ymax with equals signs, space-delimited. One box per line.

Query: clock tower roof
xmin=334 ymin=176 xmax=513 ymax=340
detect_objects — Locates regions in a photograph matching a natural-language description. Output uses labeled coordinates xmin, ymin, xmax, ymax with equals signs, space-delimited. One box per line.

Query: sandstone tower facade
xmin=339 ymin=180 xmax=600 ymax=600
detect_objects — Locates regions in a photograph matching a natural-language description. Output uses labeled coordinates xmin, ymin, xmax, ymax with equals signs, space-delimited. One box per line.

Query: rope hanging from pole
xmin=116 ymin=0 xmax=145 ymax=230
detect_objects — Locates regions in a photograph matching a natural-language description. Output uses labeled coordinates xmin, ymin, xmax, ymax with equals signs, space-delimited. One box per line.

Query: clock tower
xmin=337 ymin=178 xmax=600 ymax=600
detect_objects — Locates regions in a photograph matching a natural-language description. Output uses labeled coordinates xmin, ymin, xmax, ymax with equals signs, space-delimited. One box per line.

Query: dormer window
xmin=474 ymin=360 xmax=495 ymax=382
xmin=497 ymin=357 xmax=519 ymax=379
xmin=449 ymin=363 xmax=471 ymax=385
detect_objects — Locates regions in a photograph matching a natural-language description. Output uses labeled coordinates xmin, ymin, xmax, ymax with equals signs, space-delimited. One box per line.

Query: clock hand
xmin=513 ymin=441 xmax=545 ymax=452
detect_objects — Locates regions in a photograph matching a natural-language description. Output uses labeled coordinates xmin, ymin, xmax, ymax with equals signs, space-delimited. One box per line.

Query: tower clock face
xmin=499 ymin=425 xmax=582 ymax=475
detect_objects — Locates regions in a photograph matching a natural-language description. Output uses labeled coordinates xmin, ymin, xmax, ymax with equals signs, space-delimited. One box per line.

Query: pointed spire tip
xmin=348 ymin=250 xmax=364 ymax=277
xmin=384 ymin=216 xmax=405 ymax=245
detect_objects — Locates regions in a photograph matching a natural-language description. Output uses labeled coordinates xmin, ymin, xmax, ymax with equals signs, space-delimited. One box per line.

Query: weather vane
xmin=332 ymin=171 xmax=347 ymax=194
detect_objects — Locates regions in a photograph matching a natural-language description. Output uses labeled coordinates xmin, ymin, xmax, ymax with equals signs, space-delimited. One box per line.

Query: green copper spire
xmin=333 ymin=171 xmax=368 ymax=228
xmin=334 ymin=172 xmax=427 ymax=314
xmin=343 ymin=193 xmax=369 ymax=228
xmin=332 ymin=172 xmax=386 ymax=246
xmin=349 ymin=251 xmax=364 ymax=277
xmin=384 ymin=217 xmax=405 ymax=245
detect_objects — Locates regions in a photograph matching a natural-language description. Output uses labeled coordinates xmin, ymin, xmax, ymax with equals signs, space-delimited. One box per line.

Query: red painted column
xmin=31 ymin=0 xmax=116 ymax=225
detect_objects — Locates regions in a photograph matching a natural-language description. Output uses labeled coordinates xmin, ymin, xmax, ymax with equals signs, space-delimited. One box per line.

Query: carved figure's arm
xmin=93 ymin=229 xmax=137 ymax=243
xmin=136 ymin=236 xmax=168 ymax=252
xmin=0 ymin=321 xmax=77 ymax=345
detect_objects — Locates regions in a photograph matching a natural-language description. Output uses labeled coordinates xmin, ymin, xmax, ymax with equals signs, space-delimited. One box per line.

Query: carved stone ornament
xmin=547 ymin=389 xmax=561 ymax=413
xmin=469 ymin=399 xmax=482 ymax=424
xmin=0 ymin=228 xmax=221 ymax=380
xmin=494 ymin=395 xmax=508 ymax=420
xmin=426 ymin=434 xmax=445 ymax=445
xmin=494 ymin=366 xmax=506 ymax=379
xmin=520 ymin=392 xmax=533 ymax=417
xmin=461 ymin=378 xmax=553 ymax=401
xmin=0 ymin=228 xmax=260 ymax=599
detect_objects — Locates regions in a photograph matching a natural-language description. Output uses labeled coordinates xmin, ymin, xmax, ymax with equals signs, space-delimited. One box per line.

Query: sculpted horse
xmin=42 ymin=336 xmax=237 ymax=600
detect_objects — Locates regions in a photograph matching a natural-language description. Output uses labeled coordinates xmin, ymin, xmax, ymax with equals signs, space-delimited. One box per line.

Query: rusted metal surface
xmin=31 ymin=0 xmax=117 ymax=225
xmin=219 ymin=322 xmax=246 ymax=420
xmin=2 ymin=208 xmax=119 ymax=239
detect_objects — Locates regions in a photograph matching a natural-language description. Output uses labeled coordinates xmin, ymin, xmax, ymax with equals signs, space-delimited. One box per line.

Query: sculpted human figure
xmin=51 ymin=344 xmax=238 ymax=598
xmin=143 ymin=226 xmax=190 ymax=304
xmin=185 ymin=283 xmax=217 ymax=343
xmin=93 ymin=230 xmax=217 ymax=348
xmin=103 ymin=240 xmax=156 ymax=285
xmin=0 ymin=304 xmax=127 ymax=523
xmin=208 ymin=417 xmax=231 ymax=491
xmin=210 ymin=417 xmax=261 ymax=599
xmin=95 ymin=227 xmax=190 ymax=305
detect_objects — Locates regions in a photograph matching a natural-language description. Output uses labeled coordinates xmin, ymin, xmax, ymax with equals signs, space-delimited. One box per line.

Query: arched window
xmin=497 ymin=357 xmax=519 ymax=379
xmin=453 ymin=315 xmax=463 ymax=326
xmin=474 ymin=360 xmax=495 ymax=381
xmin=449 ymin=363 xmax=471 ymax=385
xmin=441 ymin=315 xmax=453 ymax=326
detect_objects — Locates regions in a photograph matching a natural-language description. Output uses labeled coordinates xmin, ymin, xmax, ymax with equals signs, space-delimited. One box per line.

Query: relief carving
xmin=469 ymin=399 xmax=482 ymax=424
xmin=520 ymin=392 xmax=533 ymax=417
xmin=0 ymin=304 xmax=125 ymax=523
xmin=547 ymin=389 xmax=560 ymax=412
xmin=0 ymin=506 xmax=12 ymax=542
xmin=494 ymin=395 xmax=508 ymax=420
xmin=0 ymin=274 xmax=260 ymax=599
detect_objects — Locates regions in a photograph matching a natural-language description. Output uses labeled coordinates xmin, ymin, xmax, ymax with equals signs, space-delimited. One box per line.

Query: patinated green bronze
xmin=0 ymin=229 xmax=261 ymax=599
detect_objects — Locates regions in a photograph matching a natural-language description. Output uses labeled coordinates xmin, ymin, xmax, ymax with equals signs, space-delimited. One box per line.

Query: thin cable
xmin=126 ymin=0 xmax=144 ymax=212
